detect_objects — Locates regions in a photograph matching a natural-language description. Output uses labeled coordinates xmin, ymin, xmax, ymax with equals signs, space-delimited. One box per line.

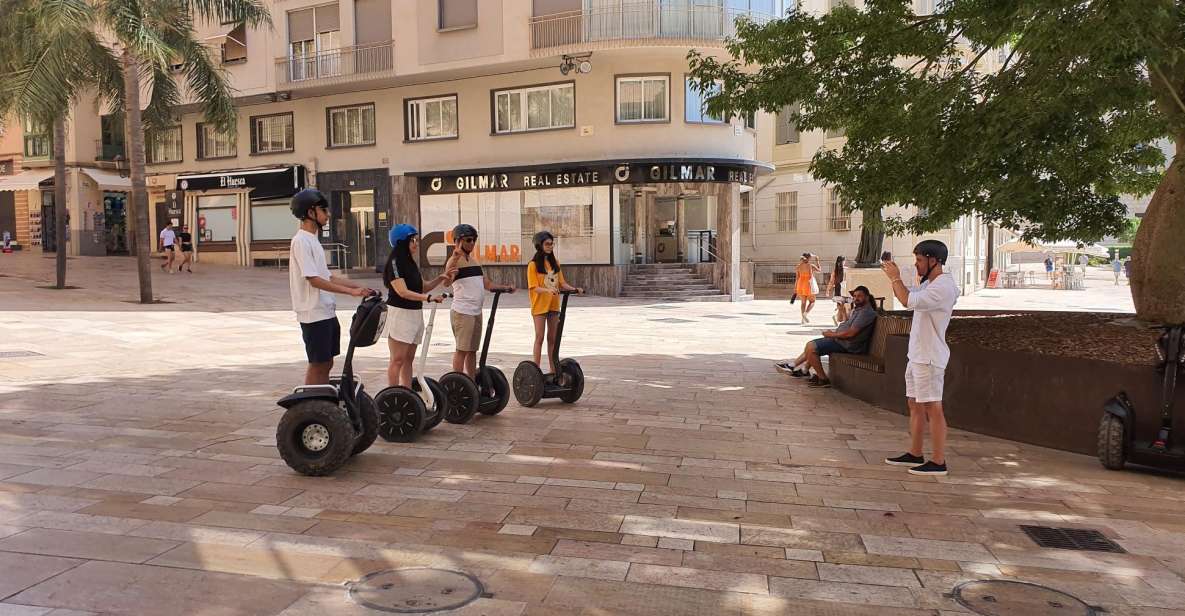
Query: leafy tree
xmin=689 ymin=0 xmax=1183 ymax=323
xmin=0 ymin=0 xmax=269 ymax=303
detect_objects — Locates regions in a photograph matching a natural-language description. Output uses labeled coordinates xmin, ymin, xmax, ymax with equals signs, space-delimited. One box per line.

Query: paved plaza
xmin=0 ymin=253 xmax=1180 ymax=616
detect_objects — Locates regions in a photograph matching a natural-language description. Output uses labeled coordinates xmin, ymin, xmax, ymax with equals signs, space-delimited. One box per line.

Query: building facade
xmin=0 ymin=0 xmax=786 ymax=298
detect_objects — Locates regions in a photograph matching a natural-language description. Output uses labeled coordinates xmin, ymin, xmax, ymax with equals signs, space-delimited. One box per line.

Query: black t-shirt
xmin=178 ymin=232 xmax=193 ymax=250
xmin=384 ymin=262 xmax=423 ymax=310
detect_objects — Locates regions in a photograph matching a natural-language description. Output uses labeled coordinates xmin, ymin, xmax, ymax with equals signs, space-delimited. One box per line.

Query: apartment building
xmin=744 ymin=0 xmax=1006 ymax=298
xmin=0 ymin=0 xmax=785 ymax=298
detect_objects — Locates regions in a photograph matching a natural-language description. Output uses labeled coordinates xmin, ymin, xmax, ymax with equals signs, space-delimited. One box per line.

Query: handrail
xmin=276 ymin=40 xmax=395 ymax=88
xmin=529 ymin=2 xmax=773 ymax=50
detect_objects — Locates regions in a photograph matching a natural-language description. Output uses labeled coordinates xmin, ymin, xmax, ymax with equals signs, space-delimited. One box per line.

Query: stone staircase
xmin=620 ymin=263 xmax=731 ymax=302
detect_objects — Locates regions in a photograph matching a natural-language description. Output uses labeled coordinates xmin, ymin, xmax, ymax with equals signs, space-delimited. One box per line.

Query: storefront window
xmin=420 ymin=186 xmax=610 ymax=266
xmin=197 ymin=194 xmax=237 ymax=242
xmin=251 ymin=199 xmax=292 ymax=241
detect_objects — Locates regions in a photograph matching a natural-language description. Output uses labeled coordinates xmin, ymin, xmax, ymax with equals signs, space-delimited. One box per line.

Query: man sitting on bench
xmin=775 ymin=286 xmax=876 ymax=388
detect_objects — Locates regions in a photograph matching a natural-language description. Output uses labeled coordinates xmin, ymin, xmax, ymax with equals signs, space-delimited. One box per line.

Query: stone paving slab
xmin=0 ymin=254 xmax=1180 ymax=615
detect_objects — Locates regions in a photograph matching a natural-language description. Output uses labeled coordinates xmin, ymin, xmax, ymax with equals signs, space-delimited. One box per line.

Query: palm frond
xmin=183 ymin=0 xmax=271 ymax=29
xmin=173 ymin=34 xmax=237 ymax=134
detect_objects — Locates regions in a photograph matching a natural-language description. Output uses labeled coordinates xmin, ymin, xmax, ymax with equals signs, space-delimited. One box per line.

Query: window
xmin=494 ymin=83 xmax=574 ymax=134
xmin=685 ymin=77 xmax=724 ymax=124
xmin=251 ymin=199 xmax=293 ymax=241
xmin=914 ymin=0 xmax=935 ymax=15
xmin=251 ymin=113 xmax=294 ymax=154
xmin=776 ymin=103 xmax=800 ymax=144
xmin=328 ymin=103 xmax=376 ymax=147
xmin=406 ymin=95 xmax=458 ymax=141
xmin=147 ymin=126 xmax=182 ymax=164
xmin=743 ymin=110 xmax=756 ymax=130
xmin=826 ymin=126 xmax=846 ymax=139
xmin=616 ymin=75 xmax=669 ymax=123
xmin=197 ymin=194 xmax=237 ymax=242
xmin=829 ymin=191 xmax=851 ymax=231
xmin=288 ymin=4 xmax=341 ymax=80
xmin=22 ymin=117 xmax=50 ymax=159
xmin=222 ymin=23 xmax=247 ymax=63
xmin=829 ymin=0 xmax=855 ymax=11
xmin=99 ymin=115 xmax=125 ymax=161
xmin=197 ymin=122 xmax=236 ymax=159
xmin=729 ymin=0 xmax=777 ymax=15
xmin=740 ymin=192 xmax=751 ymax=234
xmin=776 ymin=192 xmax=797 ymax=232
xmin=439 ymin=0 xmax=477 ymax=30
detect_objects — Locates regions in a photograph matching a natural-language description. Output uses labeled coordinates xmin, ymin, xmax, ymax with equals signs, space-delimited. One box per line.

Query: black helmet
xmin=913 ymin=239 xmax=948 ymax=265
xmin=291 ymin=189 xmax=328 ymax=220
xmin=533 ymin=230 xmax=555 ymax=250
xmin=452 ymin=223 xmax=478 ymax=242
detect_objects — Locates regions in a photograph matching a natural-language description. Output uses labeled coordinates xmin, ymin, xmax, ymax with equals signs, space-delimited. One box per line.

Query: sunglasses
xmin=461 ymin=237 xmax=477 ymax=243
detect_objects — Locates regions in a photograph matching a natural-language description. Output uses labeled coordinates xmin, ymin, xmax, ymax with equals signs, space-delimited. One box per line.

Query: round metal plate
xmin=349 ymin=568 xmax=484 ymax=613
xmin=300 ymin=424 xmax=330 ymax=452
xmin=953 ymin=580 xmax=1096 ymax=616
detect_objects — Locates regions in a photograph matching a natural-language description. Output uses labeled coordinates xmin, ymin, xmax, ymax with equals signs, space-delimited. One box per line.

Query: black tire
xmin=513 ymin=361 xmax=545 ymax=408
xmin=440 ymin=372 xmax=480 ymax=424
xmin=411 ymin=378 xmax=448 ymax=431
xmin=477 ymin=366 xmax=511 ymax=415
xmin=276 ymin=400 xmax=356 ymax=476
xmin=1098 ymin=413 xmax=1127 ymax=470
xmin=351 ymin=391 xmax=379 ymax=456
xmin=558 ymin=358 xmax=585 ymax=404
xmin=375 ymin=387 xmax=426 ymax=443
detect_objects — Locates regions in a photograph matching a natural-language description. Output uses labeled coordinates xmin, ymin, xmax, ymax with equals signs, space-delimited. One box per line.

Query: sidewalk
xmin=0 ymin=253 xmax=1179 ymax=616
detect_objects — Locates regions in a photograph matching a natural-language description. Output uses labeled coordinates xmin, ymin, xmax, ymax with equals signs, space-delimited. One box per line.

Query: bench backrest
xmin=866 ymin=315 xmax=912 ymax=360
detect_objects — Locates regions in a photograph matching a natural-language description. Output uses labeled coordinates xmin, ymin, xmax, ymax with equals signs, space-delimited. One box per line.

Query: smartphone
xmin=881 ymin=251 xmax=892 ymax=262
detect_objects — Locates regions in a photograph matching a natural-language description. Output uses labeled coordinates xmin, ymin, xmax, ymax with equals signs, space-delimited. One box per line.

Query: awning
xmin=998 ymin=239 xmax=1110 ymax=257
xmin=0 ymin=168 xmax=53 ymax=192
xmin=82 ymin=168 xmax=131 ymax=191
xmin=176 ymin=165 xmax=306 ymax=199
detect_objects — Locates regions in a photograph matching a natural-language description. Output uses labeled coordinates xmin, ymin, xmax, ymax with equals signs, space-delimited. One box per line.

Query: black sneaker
xmin=908 ymin=460 xmax=948 ymax=476
xmin=807 ymin=377 xmax=831 ymax=388
xmin=791 ymin=368 xmax=810 ymax=378
xmin=884 ymin=453 xmax=925 ymax=467
xmin=774 ymin=361 xmax=795 ymax=374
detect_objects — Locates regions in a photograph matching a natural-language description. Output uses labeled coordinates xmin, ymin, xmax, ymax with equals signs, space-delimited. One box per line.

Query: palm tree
xmin=1 ymin=0 xmax=270 ymax=302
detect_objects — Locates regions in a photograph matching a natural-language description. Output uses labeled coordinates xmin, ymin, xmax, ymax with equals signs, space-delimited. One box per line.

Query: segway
xmin=439 ymin=289 xmax=514 ymax=423
xmin=513 ymin=291 xmax=584 ymax=407
xmin=275 ymin=294 xmax=385 ymax=476
xmin=1098 ymin=324 xmax=1185 ymax=471
xmin=374 ymin=293 xmax=449 ymax=442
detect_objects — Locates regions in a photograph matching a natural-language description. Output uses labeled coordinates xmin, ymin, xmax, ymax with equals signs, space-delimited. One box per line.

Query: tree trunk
xmin=984 ymin=224 xmax=994 ymax=282
xmin=121 ymin=50 xmax=153 ymax=303
xmin=1131 ymin=145 xmax=1185 ymax=324
xmin=52 ymin=116 xmax=67 ymax=288
xmin=854 ymin=208 xmax=885 ymax=267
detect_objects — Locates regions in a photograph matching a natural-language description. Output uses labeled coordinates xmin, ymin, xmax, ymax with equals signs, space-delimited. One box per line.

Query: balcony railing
xmin=829 ymin=216 xmax=852 ymax=231
xmin=24 ymin=134 xmax=51 ymax=159
xmin=276 ymin=41 xmax=394 ymax=89
xmin=530 ymin=2 xmax=773 ymax=52
xmin=95 ymin=141 xmax=126 ymax=161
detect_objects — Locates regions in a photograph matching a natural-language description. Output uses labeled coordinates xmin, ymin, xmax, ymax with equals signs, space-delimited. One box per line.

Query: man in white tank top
xmin=445 ymin=224 xmax=516 ymax=377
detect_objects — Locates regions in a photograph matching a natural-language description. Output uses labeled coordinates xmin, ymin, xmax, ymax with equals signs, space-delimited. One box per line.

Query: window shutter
xmin=314 ymin=4 xmax=340 ymax=32
xmin=288 ymin=8 xmax=314 ymax=42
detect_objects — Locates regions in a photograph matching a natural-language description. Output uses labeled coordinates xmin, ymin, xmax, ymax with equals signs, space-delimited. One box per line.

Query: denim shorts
xmin=812 ymin=337 xmax=849 ymax=356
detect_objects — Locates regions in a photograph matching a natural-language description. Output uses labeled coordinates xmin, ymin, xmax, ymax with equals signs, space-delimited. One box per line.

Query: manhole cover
xmin=953 ymin=580 xmax=1097 ymax=616
xmin=349 ymin=568 xmax=484 ymax=613
xmin=0 ymin=350 xmax=44 ymax=359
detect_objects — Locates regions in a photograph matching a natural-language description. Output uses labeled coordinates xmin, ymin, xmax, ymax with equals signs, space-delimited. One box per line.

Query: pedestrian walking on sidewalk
xmin=795 ymin=253 xmax=821 ymax=324
xmin=882 ymin=240 xmax=959 ymax=477
xmin=1111 ymin=256 xmax=1122 ymax=285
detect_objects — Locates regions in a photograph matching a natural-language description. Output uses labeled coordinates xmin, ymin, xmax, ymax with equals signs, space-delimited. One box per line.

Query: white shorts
xmin=905 ymin=362 xmax=945 ymax=403
xmin=386 ymin=307 xmax=425 ymax=345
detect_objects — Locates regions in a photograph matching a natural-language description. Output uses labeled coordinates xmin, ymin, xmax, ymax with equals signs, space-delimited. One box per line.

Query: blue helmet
xmin=389 ymin=224 xmax=418 ymax=247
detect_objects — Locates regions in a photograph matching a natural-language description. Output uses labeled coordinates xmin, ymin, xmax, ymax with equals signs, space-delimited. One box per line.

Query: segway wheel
xmin=512 ymin=361 xmax=545 ymax=408
xmin=440 ymin=372 xmax=480 ymax=424
xmin=411 ymin=378 xmax=448 ymax=431
xmin=477 ymin=366 xmax=511 ymax=416
xmin=374 ymin=387 xmax=426 ymax=443
xmin=557 ymin=359 xmax=585 ymax=404
xmin=351 ymin=391 xmax=379 ymax=456
xmin=1098 ymin=413 xmax=1127 ymax=470
xmin=276 ymin=400 xmax=356 ymax=476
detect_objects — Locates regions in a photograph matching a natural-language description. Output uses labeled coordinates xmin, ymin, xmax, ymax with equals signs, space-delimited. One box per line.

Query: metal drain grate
xmin=1020 ymin=525 xmax=1126 ymax=553
xmin=0 ymin=350 xmax=44 ymax=359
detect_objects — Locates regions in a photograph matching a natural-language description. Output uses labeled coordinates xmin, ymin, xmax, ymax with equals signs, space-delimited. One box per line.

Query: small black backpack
xmin=349 ymin=295 xmax=387 ymax=347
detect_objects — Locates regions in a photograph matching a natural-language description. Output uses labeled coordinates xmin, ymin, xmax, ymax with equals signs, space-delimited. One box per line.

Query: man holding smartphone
xmin=881 ymin=240 xmax=960 ymax=476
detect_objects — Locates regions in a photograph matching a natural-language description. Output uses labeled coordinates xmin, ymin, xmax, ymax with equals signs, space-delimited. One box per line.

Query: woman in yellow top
xmin=527 ymin=231 xmax=582 ymax=368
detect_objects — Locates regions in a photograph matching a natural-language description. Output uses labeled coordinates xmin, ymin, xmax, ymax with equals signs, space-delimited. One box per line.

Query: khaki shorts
xmin=451 ymin=311 xmax=483 ymax=352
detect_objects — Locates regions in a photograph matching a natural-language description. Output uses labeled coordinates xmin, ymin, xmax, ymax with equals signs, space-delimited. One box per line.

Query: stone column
xmin=715 ymin=182 xmax=742 ymax=300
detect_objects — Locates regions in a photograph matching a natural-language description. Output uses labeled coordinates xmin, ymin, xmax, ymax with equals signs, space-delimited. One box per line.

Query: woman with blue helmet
xmin=382 ymin=224 xmax=456 ymax=388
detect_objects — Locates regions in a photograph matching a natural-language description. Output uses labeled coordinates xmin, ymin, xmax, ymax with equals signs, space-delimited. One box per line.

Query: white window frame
xmin=251 ymin=114 xmax=294 ymax=154
xmin=288 ymin=4 xmax=341 ymax=81
xmin=494 ymin=83 xmax=575 ymax=134
xmin=615 ymin=75 xmax=669 ymax=123
xmin=685 ymin=77 xmax=725 ymax=124
xmin=776 ymin=191 xmax=797 ymax=232
xmin=406 ymin=95 xmax=459 ymax=141
xmin=829 ymin=190 xmax=851 ymax=231
xmin=197 ymin=123 xmax=236 ymax=159
xmin=328 ymin=103 xmax=376 ymax=147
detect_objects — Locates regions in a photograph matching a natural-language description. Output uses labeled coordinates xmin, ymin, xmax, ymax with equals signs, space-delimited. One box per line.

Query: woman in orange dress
xmin=795 ymin=253 xmax=821 ymax=323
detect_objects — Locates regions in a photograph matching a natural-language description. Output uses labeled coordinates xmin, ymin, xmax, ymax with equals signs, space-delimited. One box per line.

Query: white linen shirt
xmin=905 ymin=273 xmax=960 ymax=369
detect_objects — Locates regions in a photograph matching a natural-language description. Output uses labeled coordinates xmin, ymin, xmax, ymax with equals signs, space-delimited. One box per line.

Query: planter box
xmin=831 ymin=314 xmax=1184 ymax=456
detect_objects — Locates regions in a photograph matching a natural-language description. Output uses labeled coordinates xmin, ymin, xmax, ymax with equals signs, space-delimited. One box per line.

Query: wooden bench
xmin=829 ymin=314 xmax=912 ymax=373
